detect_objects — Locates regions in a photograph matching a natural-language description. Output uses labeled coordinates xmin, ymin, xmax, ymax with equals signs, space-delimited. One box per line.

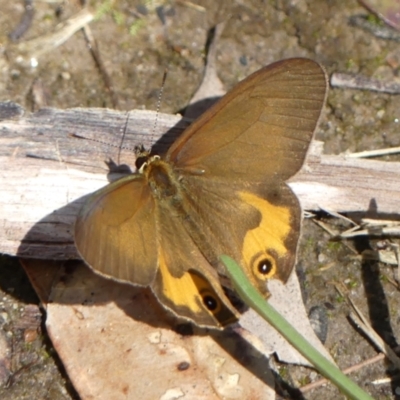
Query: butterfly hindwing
xmin=174 ymin=173 xmax=302 ymax=295
xmin=153 ymin=199 xmax=239 ymax=326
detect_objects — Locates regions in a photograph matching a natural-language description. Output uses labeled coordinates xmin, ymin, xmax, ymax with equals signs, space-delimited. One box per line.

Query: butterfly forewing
xmin=167 ymin=58 xmax=327 ymax=183
xmin=75 ymin=175 xmax=158 ymax=286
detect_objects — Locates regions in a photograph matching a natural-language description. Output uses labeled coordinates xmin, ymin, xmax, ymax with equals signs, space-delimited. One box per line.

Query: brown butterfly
xmin=74 ymin=58 xmax=327 ymax=328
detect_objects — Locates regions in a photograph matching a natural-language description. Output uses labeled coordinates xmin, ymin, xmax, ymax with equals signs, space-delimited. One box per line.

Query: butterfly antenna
xmin=151 ymin=69 xmax=168 ymax=148
xmin=72 ymin=71 xmax=168 ymax=163
xmin=70 ymin=110 xmax=134 ymax=164
xmin=117 ymin=111 xmax=131 ymax=165
xmin=70 ymin=133 xmax=131 ymax=150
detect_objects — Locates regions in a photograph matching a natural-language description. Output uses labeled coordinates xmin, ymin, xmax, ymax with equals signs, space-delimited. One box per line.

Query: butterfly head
xmin=134 ymin=145 xmax=155 ymax=173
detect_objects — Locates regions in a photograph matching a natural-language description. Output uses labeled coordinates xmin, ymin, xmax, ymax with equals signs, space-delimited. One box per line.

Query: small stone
xmin=24 ymin=329 xmax=38 ymax=343
xmin=308 ymin=305 xmax=329 ymax=344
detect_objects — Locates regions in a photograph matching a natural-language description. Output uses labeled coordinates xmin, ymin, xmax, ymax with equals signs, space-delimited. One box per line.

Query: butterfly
xmin=74 ymin=58 xmax=327 ymax=328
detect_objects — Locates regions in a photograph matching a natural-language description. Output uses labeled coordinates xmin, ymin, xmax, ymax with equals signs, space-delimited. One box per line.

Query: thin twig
xmin=349 ymin=14 xmax=400 ymax=41
xmin=10 ymin=8 xmax=94 ymax=68
xmin=312 ymin=219 xmax=359 ymax=255
xmin=346 ymin=147 xmax=400 ymax=159
xmin=318 ymin=208 xmax=358 ymax=226
xmin=175 ymin=0 xmax=206 ymax=12
xmin=82 ymin=23 xmax=119 ymax=108
xmin=8 ymin=0 xmax=35 ymax=41
xmin=332 ymin=285 xmax=400 ymax=371
xmin=300 ymin=353 xmax=385 ymax=393
xmin=340 ymin=226 xmax=400 ymax=238
xmin=347 ymin=303 xmax=400 ymax=370
xmin=331 ymin=72 xmax=400 ymax=94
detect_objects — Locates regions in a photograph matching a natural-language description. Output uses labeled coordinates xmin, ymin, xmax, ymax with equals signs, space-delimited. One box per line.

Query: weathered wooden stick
xmin=1 ymin=102 xmax=400 ymax=260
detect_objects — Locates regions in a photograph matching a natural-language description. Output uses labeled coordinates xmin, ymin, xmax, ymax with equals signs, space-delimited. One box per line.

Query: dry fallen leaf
xmin=240 ymin=270 xmax=334 ymax=366
xmin=22 ymin=259 xmax=276 ymax=400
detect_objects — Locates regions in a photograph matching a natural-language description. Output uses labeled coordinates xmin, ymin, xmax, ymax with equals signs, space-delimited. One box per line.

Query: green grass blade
xmin=221 ymin=255 xmax=374 ymax=400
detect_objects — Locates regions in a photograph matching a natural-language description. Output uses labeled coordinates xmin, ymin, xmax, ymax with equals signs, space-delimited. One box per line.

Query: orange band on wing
xmin=239 ymin=191 xmax=292 ymax=283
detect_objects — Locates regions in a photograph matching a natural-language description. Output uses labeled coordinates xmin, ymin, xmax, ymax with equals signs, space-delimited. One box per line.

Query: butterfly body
xmin=75 ymin=58 xmax=328 ymax=328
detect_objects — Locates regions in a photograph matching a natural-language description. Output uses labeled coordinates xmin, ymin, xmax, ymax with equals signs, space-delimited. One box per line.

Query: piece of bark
xmin=1 ymin=102 xmax=400 ymax=260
